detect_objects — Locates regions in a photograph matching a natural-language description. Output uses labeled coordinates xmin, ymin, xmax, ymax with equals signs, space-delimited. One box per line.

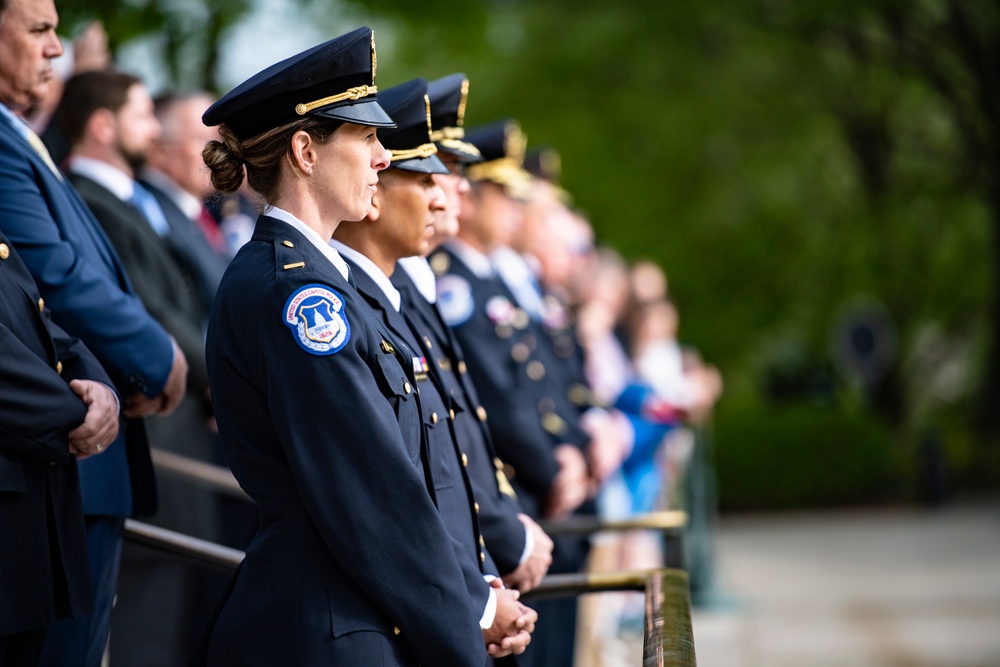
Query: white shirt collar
xmin=141 ymin=167 xmax=203 ymax=220
xmin=263 ymin=205 xmax=350 ymax=281
xmin=68 ymin=156 xmax=133 ymax=202
xmin=329 ymin=240 xmax=401 ymax=312
xmin=398 ymin=256 xmax=437 ymax=303
xmin=444 ymin=237 xmax=494 ymax=279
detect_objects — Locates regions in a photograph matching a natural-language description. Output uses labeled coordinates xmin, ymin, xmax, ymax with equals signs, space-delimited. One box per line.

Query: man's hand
xmin=482 ymin=579 xmax=537 ymax=657
xmin=68 ymin=379 xmax=119 ymax=459
xmin=502 ymin=514 xmax=553 ymax=593
xmin=545 ymin=444 xmax=589 ymax=519
xmin=125 ymin=337 xmax=188 ymax=418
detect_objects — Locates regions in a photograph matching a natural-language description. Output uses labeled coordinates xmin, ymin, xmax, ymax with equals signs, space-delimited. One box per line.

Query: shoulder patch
xmin=436 ymin=274 xmax=474 ymax=326
xmin=283 ymin=284 xmax=351 ymax=355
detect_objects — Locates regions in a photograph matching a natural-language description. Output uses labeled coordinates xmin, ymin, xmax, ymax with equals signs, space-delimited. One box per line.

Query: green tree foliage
xmin=355 ymin=0 xmax=998 ymax=497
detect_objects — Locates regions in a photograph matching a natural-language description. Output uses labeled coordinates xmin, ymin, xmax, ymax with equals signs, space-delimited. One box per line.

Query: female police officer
xmin=197 ymin=28 xmax=486 ymax=665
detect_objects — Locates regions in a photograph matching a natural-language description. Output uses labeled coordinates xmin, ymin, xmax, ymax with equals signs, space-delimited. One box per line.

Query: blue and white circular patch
xmin=283 ymin=284 xmax=350 ymax=355
xmin=436 ymin=274 xmax=474 ymax=326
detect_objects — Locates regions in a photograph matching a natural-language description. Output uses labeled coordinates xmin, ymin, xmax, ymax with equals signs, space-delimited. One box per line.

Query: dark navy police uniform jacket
xmin=392 ymin=263 xmax=530 ymax=576
xmin=0 ymin=232 xmax=112 ymax=636
xmin=203 ymin=215 xmax=485 ymax=666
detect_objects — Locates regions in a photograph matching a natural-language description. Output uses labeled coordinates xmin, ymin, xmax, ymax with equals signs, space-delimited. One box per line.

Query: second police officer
xmin=197 ymin=28 xmax=516 ymax=665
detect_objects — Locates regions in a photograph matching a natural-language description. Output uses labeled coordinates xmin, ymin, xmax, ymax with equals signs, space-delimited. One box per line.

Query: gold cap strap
xmin=437 ymin=138 xmax=482 ymax=158
xmin=295 ymin=85 xmax=377 ymax=116
xmin=389 ymin=143 xmax=438 ymax=162
xmin=430 ymin=126 xmax=465 ymax=142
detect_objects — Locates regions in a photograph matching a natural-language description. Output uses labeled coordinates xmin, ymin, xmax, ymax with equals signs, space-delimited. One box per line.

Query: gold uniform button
xmin=431 ymin=412 xmax=438 ymax=424
xmin=474 ymin=502 xmax=480 ymax=513
xmin=480 ymin=551 xmax=486 ymax=563
xmin=449 ymin=409 xmax=456 ymax=420
xmin=393 ymin=626 xmax=401 ymax=636
xmin=56 ymin=361 xmax=63 ymax=375
xmin=511 ymin=342 xmax=530 ymax=363
xmin=461 ymin=453 xmax=469 ymax=467
xmin=0 ymin=243 xmax=8 ymax=260
xmin=479 ymin=536 xmax=486 ymax=547
xmin=476 ymin=406 xmax=487 ymax=422
xmin=37 ymin=297 xmax=45 ymax=312
xmin=282 ymin=239 xmax=295 ymax=248
xmin=458 ymin=360 xmax=467 ymax=375
xmin=403 ymin=382 xmax=412 ymax=395
xmin=527 ymin=360 xmax=546 ymax=381
xmin=423 ymin=336 xmax=433 ymax=350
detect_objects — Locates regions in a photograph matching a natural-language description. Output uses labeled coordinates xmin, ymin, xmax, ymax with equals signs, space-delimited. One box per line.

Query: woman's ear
xmin=289 ymin=130 xmax=316 ymax=175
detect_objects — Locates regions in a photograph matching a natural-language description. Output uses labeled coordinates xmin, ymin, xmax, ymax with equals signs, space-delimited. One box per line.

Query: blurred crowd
xmin=0 ymin=10 xmax=720 ymax=667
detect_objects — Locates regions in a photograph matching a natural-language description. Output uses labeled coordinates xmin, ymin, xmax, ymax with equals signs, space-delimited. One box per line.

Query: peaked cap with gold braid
xmin=377 ymin=78 xmax=449 ymax=174
xmin=463 ymin=119 xmax=534 ymax=199
xmin=203 ymin=27 xmax=394 ymax=140
xmin=427 ymin=73 xmax=483 ymax=164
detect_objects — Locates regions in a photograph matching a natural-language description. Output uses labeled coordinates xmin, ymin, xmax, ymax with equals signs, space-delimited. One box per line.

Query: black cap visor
xmin=315 ymin=99 xmax=396 ymax=127
xmin=391 ymin=153 xmax=450 ymax=174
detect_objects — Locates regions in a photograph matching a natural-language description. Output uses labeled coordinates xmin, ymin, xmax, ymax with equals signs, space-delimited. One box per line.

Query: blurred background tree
xmin=56 ymin=0 xmax=999 ymax=509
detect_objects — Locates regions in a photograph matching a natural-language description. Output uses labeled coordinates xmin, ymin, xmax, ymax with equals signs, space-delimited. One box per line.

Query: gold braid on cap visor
xmin=389 ymin=143 xmax=438 ymax=162
xmin=431 ymin=126 xmax=482 ymax=158
xmin=295 ymin=85 xmax=378 ymax=116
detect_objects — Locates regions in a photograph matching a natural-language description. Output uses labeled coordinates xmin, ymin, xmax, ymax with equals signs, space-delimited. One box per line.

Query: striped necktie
xmin=23 ymin=127 xmax=63 ymax=179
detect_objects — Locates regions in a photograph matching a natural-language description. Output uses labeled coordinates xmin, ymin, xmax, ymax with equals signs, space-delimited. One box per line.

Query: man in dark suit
xmin=54 ymin=69 xmax=222 ymax=666
xmin=0 ymin=230 xmax=119 ymax=667
xmin=141 ymin=90 xmax=229 ymax=317
xmin=0 ymin=2 xmax=188 ymax=664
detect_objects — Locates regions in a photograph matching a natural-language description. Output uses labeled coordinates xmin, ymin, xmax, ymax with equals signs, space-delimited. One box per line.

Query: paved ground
xmin=690 ymin=497 xmax=1000 ymax=667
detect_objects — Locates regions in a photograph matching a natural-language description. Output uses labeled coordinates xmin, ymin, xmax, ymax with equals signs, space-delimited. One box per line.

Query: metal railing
xmin=144 ymin=449 xmax=697 ymax=664
xmin=122 ymin=519 xmax=696 ymax=666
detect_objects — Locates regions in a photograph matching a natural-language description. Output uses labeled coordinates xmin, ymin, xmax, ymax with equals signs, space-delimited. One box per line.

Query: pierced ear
xmin=289 ymin=130 xmax=316 ymax=175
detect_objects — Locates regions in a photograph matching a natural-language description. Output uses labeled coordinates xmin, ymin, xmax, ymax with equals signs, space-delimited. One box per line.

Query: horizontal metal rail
xmin=539 ymin=510 xmax=688 ymax=536
xmin=123 ymin=519 xmax=244 ymax=572
xmin=122 ymin=520 xmax=695 ymax=666
xmin=150 ymin=448 xmax=249 ymax=501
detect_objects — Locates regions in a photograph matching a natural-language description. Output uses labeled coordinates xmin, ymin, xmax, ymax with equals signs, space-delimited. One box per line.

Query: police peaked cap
xmin=203 ymin=27 xmax=394 ymax=140
xmin=378 ymin=79 xmax=448 ymax=175
xmin=427 ymin=73 xmax=482 ymax=164
xmin=464 ymin=119 xmax=534 ymax=197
